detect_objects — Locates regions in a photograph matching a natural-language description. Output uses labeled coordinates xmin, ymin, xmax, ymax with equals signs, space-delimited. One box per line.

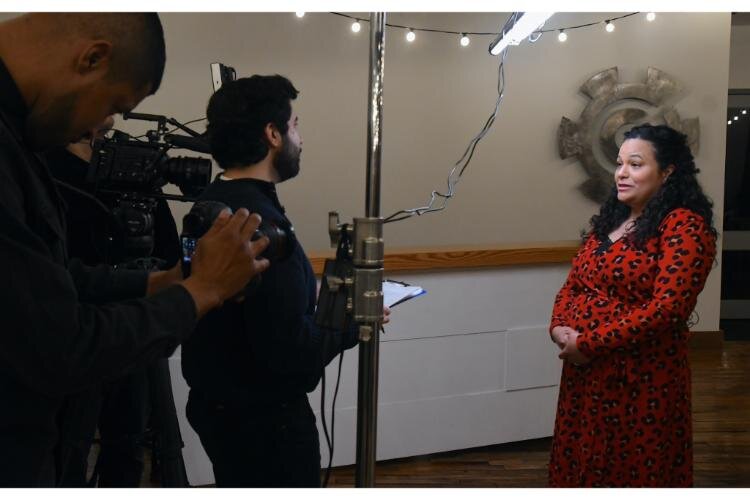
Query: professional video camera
xmin=86 ymin=112 xmax=213 ymax=267
xmin=180 ymin=200 xmax=295 ymax=279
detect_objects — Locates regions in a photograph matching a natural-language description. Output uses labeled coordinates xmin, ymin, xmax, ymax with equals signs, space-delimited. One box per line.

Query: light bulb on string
xmin=351 ymin=21 xmax=361 ymax=33
xmin=728 ymin=120 xmax=733 ymax=125
xmin=406 ymin=29 xmax=416 ymax=42
xmin=295 ymin=12 xmax=305 ymax=18
xmin=460 ymin=33 xmax=470 ymax=47
xmin=605 ymin=20 xmax=615 ymax=33
xmin=558 ymin=30 xmax=567 ymax=42
xmin=646 ymin=12 xmax=656 ymax=22
xmin=743 ymin=109 xmax=747 ymax=115
xmin=734 ymin=116 xmax=739 ymax=121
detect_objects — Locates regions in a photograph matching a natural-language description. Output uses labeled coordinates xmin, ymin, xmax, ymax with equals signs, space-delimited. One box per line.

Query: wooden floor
xmin=129 ymin=341 xmax=749 ymax=487
xmin=325 ymin=341 xmax=750 ymax=487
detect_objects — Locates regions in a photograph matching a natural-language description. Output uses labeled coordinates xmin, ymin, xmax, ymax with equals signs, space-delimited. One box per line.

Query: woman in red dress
xmin=548 ymin=124 xmax=717 ymax=487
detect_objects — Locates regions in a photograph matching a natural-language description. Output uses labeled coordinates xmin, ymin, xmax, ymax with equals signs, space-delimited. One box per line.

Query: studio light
xmin=489 ymin=12 xmax=555 ymax=56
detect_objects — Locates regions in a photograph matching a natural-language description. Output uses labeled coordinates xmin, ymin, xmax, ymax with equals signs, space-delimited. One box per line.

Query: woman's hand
xmin=558 ymin=330 xmax=591 ymax=365
xmin=550 ymin=326 xmax=574 ymax=350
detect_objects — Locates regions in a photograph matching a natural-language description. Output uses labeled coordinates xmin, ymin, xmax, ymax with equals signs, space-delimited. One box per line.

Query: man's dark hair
xmin=57 ymin=13 xmax=166 ymax=93
xmin=206 ymin=75 xmax=299 ymax=169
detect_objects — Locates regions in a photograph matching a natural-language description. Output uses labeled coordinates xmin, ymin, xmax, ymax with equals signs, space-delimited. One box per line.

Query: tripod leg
xmin=96 ymin=371 xmax=148 ymax=487
xmin=148 ymin=358 xmax=189 ymax=487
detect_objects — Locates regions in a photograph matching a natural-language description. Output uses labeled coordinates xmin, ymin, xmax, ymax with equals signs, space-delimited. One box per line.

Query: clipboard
xmin=382 ymin=279 xmax=426 ymax=308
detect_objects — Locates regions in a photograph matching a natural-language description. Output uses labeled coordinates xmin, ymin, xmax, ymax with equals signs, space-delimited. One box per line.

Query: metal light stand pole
xmin=354 ymin=11 xmax=386 ymax=488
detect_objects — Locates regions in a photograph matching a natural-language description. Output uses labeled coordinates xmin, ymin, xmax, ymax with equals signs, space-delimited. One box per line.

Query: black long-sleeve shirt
xmin=0 ymin=57 xmax=198 ymax=486
xmin=181 ymin=177 xmax=358 ymax=404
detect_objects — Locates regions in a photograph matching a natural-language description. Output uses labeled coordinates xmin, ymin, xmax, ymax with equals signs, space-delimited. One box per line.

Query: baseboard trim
xmin=689 ymin=330 xmax=724 ymax=350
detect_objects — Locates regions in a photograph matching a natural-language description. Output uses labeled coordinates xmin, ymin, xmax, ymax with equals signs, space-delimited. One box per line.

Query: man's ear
xmin=264 ymin=123 xmax=283 ymax=149
xmin=74 ymin=40 xmax=113 ymax=78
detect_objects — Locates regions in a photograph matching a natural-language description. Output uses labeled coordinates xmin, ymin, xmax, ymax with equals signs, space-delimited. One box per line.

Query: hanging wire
xmin=382 ymin=14 xmax=516 ymax=224
xmin=328 ymin=12 xmax=639 ymax=224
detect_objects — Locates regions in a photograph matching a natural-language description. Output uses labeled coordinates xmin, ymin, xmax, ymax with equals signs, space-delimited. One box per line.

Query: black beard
xmin=273 ymin=137 xmax=301 ymax=182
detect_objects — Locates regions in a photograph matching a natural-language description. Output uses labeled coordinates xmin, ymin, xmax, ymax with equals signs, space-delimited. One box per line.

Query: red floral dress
xmin=548 ymin=208 xmax=716 ymax=487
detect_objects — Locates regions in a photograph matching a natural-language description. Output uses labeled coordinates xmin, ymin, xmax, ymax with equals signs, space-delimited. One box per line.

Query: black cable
xmin=132 ymin=117 xmax=206 ymax=140
xmin=319 ymin=362 xmax=333 ymax=484
xmin=318 ymin=268 xmax=342 ymax=488
xmin=537 ymin=12 xmax=640 ymax=33
xmin=322 ymin=349 xmax=345 ymax=487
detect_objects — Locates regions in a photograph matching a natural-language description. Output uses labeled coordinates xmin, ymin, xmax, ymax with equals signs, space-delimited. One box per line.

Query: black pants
xmin=56 ymin=369 xmax=150 ymax=487
xmin=186 ymin=390 xmax=321 ymax=487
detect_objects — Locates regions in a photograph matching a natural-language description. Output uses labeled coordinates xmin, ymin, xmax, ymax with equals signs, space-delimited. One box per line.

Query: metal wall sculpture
xmin=558 ymin=67 xmax=700 ymax=203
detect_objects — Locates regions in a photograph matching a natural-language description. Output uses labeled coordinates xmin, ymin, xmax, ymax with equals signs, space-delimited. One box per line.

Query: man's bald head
xmin=0 ymin=13 xmax=167 ymax=149
xmin=38 ymin=13 xmax=166 ymax=94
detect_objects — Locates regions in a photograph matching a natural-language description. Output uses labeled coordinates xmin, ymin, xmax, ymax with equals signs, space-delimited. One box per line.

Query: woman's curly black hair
xmin=586 ymin=124 xmax=718 ymax=249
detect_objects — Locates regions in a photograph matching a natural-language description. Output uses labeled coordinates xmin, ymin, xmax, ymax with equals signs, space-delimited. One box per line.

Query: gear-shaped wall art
xmin=558 ymin=67 xmax=700 ymax=203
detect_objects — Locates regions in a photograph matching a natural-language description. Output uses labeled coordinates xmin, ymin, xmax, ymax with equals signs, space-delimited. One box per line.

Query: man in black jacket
xmin=0 ymin=14 xmax=270 ymax=486
xmin=181 ymin=75 xmax=389 ymax=487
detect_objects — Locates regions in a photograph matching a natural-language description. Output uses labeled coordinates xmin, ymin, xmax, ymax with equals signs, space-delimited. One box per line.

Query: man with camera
xmin=46 ymin=115 xmax=185 ymax=487
xmin=181 ymin=75 xmax=390 ymax=487
xmin=0 ymin=13 xmax=270 ymax=486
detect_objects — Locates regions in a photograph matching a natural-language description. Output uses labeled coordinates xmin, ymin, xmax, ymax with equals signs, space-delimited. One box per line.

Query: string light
xmin=734 ymin=116 xmax=739 ymax=121
xmin=295 ymin=12 xmax=305 ymax=18
xmin=743 ymin=109 xmax=747 ymax=115
xmin=728 ymin=120 xmax=733 ymax=125
xmin=326 ymin=12 xmax=646 ymax=48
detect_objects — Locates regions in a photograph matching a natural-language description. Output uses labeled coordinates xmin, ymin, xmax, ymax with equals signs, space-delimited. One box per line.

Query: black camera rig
xmin=86 ymin=113 xmax=212 ymax=268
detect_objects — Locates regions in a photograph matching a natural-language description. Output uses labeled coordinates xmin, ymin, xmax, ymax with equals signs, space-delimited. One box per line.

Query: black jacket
xmin=0 ymin=58 xmax=197 ymax=486
xmin=181 ymin=177 xmax=358 ymax=404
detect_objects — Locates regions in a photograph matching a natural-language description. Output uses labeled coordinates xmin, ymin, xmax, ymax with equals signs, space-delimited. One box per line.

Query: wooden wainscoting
xmin=308 ymin=241 xmax=581 ymax=275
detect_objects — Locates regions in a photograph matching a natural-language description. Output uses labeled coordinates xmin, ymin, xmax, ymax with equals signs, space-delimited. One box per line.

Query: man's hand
xmin=558 ymin=329 xmax=591 ymax=366
xmin=180 ymin=208 xmax=270 ymax=318
xmin=382 ymin=306 xmax=391 ymax=325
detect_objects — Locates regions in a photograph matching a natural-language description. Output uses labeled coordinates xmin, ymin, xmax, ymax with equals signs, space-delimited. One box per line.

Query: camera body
xmin=180 ymin=200 xmax=294 ymax=278
xmin=86 ymin=126 xmax=212 ymax=266
xmin=88 ymin=130 xmax=211 ymax=198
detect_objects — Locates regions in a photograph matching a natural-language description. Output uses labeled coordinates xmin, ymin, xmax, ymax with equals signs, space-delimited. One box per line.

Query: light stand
xmin=314 ymin=12 xmax=386 ymax=488
xmin=354 ymin=12 xmax=386 ymax=488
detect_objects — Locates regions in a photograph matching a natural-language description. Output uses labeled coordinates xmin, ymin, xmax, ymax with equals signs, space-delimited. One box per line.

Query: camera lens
xmin=162 ymin=157 xmax=212 ymax=197
xmin=252 ymin=221 xmax=293 ymax=262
